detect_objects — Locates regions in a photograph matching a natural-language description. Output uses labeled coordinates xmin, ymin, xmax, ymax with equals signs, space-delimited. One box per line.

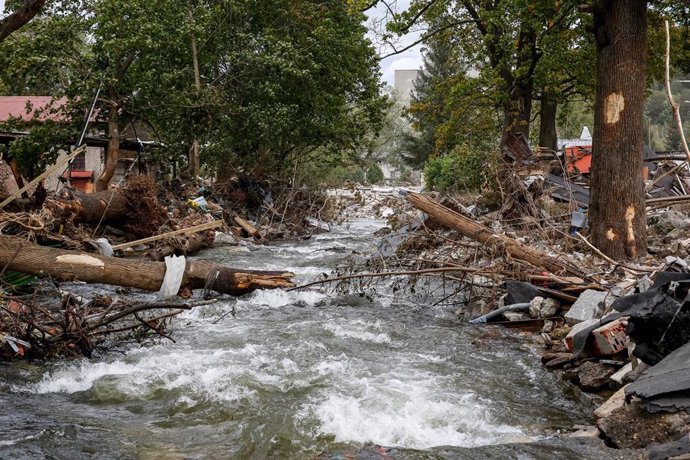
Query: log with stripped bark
xmin=0 ymin=236 xmax=294 ymax=295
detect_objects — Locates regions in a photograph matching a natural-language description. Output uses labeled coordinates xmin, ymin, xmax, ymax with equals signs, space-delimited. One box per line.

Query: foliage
xmin=401 ymin=27 xmax=463 ymax=168
xmin=423 ymin=144 xmax=490 ymax=192
xmin=0 ymin=0 xmax=388 ymax=182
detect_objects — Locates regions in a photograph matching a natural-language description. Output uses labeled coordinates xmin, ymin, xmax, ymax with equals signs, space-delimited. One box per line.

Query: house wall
xmin=44 ymin=146 xmax=103 ymax=191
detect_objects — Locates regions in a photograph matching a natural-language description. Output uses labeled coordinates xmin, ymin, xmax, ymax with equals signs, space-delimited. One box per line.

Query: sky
xmin=365 ymin=0 xmax=425 ymax=87
xmin=0 ymin=0 xmax=424 ymax=87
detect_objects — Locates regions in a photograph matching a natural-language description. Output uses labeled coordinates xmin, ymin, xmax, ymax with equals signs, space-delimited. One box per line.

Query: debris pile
xmin=0 ymin=174 xmax=319 ymax=361
xmin=343 ymin=181 xmax=690 ymax=452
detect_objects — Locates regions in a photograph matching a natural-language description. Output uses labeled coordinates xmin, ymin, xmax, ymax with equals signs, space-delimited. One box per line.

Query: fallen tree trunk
xmin=405 ymin=192 xmax=584 ymax=278
xmin=0 ymin=236 xmax=294 ymax=295
xmin=45 ymin=188 xmax=129 ymax=223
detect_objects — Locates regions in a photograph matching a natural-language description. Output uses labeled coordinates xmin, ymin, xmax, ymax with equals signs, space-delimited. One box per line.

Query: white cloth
xmin=158 ymin=255 xmax=186 ymax=299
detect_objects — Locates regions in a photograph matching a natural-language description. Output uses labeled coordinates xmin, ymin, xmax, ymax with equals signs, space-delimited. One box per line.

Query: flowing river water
xmin=0 ymin=217 xmax=624 ymax=459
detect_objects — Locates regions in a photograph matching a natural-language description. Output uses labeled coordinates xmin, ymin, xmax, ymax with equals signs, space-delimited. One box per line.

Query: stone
xmin=646 ymin=433 xmax=690 ymax=460
xmin=610 ymin=363 xmax=633 ymax=386
xmin=594 ymin=387 xmax=627 ymax=419
xmin=597 ymin=399 xmax=690 ymax=449
xmin=568 ymin=425 xmax=600 ymax=438
xmin=545 ymin=356 xmax=573 ymax=369
xmin=658 ymin=210 xmax=690 ymax=231
xmin=578 ymin=361 xmax=616 ymax=391
xmin=565 ymin=289 xmax=608 ymax=325
xmin=541 ymin=352 xmax=573 ymax=365
xmin=591 ymin=318 xmax=630 ymax=356
xmin=213 ymin=232 xmax=239 ymax=246
xmin=565 ymin=318 xmax=600 ymax=351
xmin=503 ymin=312 xmax=530 ymax=321
xmin=665 ymin=256 xmax=689 ymax=270
xmin=529 ymin=296 xmax=560 ymax=319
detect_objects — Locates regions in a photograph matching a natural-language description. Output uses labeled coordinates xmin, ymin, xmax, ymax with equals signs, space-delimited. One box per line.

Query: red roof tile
xmin=0 ymin=96 xmax=67 ymax=122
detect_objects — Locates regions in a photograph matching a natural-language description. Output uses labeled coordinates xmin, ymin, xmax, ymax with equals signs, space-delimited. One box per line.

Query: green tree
xmin=1 ymin=0 xmax=388 ymax=186
xmin=401 ymin=28 xmax=462 ymax=168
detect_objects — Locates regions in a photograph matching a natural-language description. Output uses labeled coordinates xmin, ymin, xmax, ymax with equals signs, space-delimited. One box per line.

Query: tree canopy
xmin=0 ymin=0 xmax=388 ymax=183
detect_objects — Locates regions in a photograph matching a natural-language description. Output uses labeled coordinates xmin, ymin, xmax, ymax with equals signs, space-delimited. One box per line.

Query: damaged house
xmin=0 ymin=96 xmax=159 ymax=195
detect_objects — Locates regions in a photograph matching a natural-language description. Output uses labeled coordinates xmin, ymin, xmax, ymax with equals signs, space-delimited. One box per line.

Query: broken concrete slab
xmin=594 ymin=386 xmax=627 ymax=419
xmin=565 ymin=289 xmax=608 ymax=325
xmin=610 ymin=363 xmax=633 ymax=386
xmin=597 ymin=399 xmax=690 ymax=449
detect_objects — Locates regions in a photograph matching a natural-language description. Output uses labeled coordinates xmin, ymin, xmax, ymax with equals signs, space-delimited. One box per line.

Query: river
xmin=0 ymin=217 xmax=616 ymax=459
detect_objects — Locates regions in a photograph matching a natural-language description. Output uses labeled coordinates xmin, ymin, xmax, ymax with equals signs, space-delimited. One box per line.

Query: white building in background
xmin=393 ymin=69 xmax=419 ymax=104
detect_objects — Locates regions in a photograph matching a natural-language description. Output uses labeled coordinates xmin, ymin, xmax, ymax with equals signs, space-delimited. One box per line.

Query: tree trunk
xmin=539 ymin=92 xmax=558 ymax=152
xmin=96 ymin=92 xmax=120 ymax=191
xmin=405 ymin=192 xmax=584 ymax=278
xmin=589 ymin=1 xmax=648 ymax=259
xmin=189 ymin=9 xmax=202 ymax=178
xmin=45 ymin=189 xmax=129 ymax=224
xmin=502 ymin=79 xmax=533 ymax=143
xmin=0 ymin=236 xmax=294 ymax=296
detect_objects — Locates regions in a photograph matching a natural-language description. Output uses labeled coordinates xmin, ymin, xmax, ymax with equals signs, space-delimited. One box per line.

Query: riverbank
xmin=325 ymin=186 xmax=690 ymax=456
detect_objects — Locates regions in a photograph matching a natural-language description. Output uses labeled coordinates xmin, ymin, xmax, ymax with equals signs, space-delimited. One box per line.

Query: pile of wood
xmin=0 ymin=175 xmax=301 ymax=360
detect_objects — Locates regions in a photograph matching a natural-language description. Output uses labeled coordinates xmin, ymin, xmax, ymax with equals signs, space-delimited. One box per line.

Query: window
xmin=71 ymin=152 xmax=86 ymax=171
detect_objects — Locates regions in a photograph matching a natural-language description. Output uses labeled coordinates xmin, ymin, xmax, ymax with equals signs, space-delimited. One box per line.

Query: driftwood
xmin=45 ymin=188 xmax=129 ymax=223
xmin=112 ymin=220 xmax=224 ymax=250
xmin=234 ymin=216 xmax=262 ymax=240
xmin=405 ymin=192 xmax=584 ymax=278
xmin=0 ymin=236 xmax=295 ymax=295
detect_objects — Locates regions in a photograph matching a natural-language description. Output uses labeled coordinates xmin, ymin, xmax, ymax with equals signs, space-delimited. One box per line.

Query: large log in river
xmin=0 ymin=236 xmax=294 ymax=295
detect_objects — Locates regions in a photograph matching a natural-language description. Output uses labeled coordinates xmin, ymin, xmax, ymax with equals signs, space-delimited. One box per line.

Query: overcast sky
xmin=366 ymin=0 xmax=424 ymax=87
xmin=0 ymin=0 xmax=423 ymax=87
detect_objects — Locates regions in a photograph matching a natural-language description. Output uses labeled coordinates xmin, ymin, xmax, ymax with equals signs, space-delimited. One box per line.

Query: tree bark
xmin=45 ymin=189 xmax=129 ymax=224
xmin=589 ymin=1 xmax=648 ymax=259
xmin=96 ymin=89 xmax=120 ymax=191
xmin=539 ymin=92 xmax=558 ymax=152
xmin=405 ymin=192 xmax=584 ymax=278
xmin=0 ymin=0 xmax=47 ymax=43
xmin=0 ymin=236 xmax=294 ymax=296
xmin=189 ymin=10 xmax=202 ymax=178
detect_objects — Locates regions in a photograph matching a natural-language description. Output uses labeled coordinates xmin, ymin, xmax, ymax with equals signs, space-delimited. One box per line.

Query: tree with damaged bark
xmin=0 ymin=235 xmax=295 ymax=295
xmin=587 ymin=1 xmax=648 ymax=259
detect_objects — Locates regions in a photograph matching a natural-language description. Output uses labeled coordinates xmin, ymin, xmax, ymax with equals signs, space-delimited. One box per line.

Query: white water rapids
xmin=0 ymin=217 xmax=595 ymax=459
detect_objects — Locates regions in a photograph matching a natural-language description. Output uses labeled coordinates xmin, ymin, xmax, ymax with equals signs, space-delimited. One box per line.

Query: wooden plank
xmin=111 ymin=220 xmax=224 ymax=250
xmin=233 ymin=216 xmax=262 ymax=240
xmin=0 ymin=145 xmax=86 ymax=209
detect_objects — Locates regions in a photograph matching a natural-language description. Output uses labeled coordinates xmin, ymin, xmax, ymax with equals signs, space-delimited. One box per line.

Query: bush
xmin=423 ymin=145 xmax=489 ymax=192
